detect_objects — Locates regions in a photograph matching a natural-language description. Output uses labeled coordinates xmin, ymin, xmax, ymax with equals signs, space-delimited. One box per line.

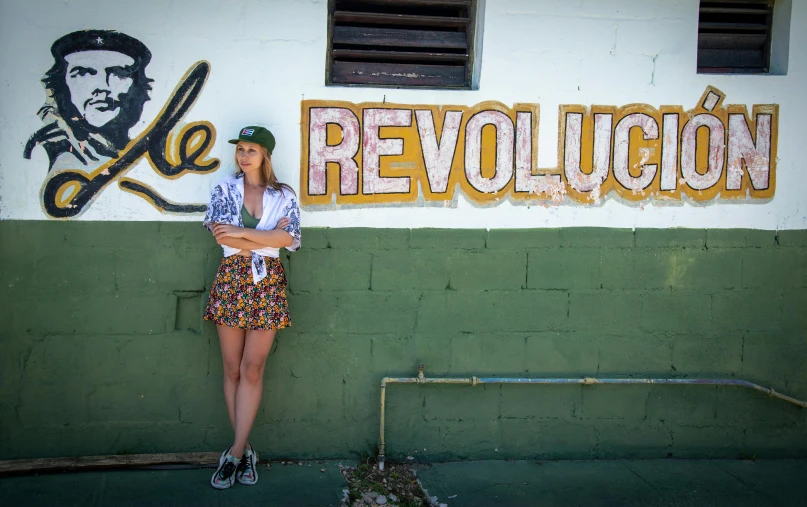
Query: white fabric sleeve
xmin=280 ymin=191 xmax=302 ymax=252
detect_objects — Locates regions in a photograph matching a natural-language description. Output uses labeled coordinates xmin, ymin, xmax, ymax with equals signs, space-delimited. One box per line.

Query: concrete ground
xmin=2 ymin=459 xmax=806 ymax=507
xmin=0 ymin=460 xmax=353 ymax=507
xmin=417 ymin=459 xmax=807 ymax=507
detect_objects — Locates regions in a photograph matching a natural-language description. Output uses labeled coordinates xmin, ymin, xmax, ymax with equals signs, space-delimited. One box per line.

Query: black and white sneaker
xmin=236 ymin=444 xmax=258 ymax=485
xmin=210 ymin=448 xmax=238 ymax=489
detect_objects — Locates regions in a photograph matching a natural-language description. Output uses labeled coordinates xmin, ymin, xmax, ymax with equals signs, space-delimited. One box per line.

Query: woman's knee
xmin=240 ymin=361 xmax=265 ymax=385
xmin=223 ymin=362 xmax=241 ymax=383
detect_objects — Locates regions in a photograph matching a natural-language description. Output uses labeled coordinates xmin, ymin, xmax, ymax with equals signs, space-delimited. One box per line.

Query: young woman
xmin=202 ymin=126 xmax=301 ymax=489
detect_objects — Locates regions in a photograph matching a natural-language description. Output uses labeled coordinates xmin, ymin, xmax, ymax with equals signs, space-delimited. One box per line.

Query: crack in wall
xmin=716 ymin=462 xmax=777 ymax=501
xmin=623 ymin=462 xmax=660 ymax=492
xmin=369 ymin=254 xmax=374 ymax=291
xmin=648 ymin=53 xmax=659 ymax=86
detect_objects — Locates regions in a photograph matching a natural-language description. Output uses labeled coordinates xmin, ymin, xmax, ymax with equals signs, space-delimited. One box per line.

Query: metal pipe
xmin=377 ymin=366 xmax=807 ymax=468
xmin=378 ymin=378 xmax=386 ymax=471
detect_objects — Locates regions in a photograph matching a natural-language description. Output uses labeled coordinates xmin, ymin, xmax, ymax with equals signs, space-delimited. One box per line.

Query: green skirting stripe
xmin=1 ymin=222 xmax=805 ymax=460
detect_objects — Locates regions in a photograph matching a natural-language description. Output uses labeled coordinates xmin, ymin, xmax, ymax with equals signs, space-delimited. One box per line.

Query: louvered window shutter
xmin=327 ymin=0 xmax=477 ymax=88
xmin=698 ymin=1 xmax=774 ymax=73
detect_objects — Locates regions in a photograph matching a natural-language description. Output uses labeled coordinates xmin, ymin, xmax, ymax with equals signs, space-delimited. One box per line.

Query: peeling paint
xmin=308 ymin=107 xmax=360 ymax=196
xmin=416 ymin=110 xmax=462 ymax=194
xmin=299 ymin=88 xmax=778 ymax=208
xmin=363 ymin=109 xmax=411 ymax=195
xmin=613 ymin=113 xmax=658 ymax=192
xmin=464 ymin=110 xmax=514 ymax=194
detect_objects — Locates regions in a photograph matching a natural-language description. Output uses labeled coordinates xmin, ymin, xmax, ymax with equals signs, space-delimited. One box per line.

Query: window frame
xmin=325 ymin=0 xmax=481 ymax=89
xmin=697 ymin=0 xmax=775 ymax=74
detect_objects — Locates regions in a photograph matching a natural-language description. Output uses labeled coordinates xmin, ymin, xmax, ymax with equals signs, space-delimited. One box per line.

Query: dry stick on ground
xmin=0 ymin=452 xmax=221 ymax=477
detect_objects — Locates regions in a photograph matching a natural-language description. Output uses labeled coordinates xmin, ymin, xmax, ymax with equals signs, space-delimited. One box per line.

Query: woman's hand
xmin=275 ymin=217 xmax=290 ymax=230
xmin=213 ymin=223 xmax=245 ymax=243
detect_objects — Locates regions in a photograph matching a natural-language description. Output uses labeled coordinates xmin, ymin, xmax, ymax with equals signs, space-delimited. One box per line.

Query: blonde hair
xmin=234 ymin=144 xmax=294 ymax=195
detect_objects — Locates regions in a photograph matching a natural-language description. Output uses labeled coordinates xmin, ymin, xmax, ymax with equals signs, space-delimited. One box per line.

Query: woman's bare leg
xmin=217 ymin=325 xmax=246 ymax=436
xmin=231 ymin=329 xmax=276 ymax=459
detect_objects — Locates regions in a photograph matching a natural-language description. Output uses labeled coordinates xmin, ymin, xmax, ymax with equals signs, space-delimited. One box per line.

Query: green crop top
xmin=241 ymin=205 xmax=260 ymax=229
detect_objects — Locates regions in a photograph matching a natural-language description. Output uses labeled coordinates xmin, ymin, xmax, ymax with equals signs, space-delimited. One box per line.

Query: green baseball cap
xmin=229 ymin=126 xmax=276 ymax=154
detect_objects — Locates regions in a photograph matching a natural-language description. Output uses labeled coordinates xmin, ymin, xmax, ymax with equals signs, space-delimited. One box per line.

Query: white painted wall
xmin=0 ymin=0 xmax=804 ymax=229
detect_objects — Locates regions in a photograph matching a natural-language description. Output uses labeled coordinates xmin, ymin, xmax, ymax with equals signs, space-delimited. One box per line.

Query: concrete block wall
xmin=1 ymin=222 xmax=805 ymax=460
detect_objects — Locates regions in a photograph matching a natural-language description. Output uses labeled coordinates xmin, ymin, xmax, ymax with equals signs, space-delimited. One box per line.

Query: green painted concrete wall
xmin=1 ymin=222 xmax=805 ymax=461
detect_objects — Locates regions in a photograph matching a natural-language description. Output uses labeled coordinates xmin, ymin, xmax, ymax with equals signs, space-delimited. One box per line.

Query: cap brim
xmin=228 ymin=137 xmax=273 ymax=153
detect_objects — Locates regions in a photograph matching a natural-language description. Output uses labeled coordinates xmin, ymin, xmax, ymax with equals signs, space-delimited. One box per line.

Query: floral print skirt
xmin=204 ymin=255 xmax=291 ymax=330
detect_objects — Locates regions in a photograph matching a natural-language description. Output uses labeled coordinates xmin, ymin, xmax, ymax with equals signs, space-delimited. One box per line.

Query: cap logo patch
xmin=242 ymin=128 xmax=255 ymax=136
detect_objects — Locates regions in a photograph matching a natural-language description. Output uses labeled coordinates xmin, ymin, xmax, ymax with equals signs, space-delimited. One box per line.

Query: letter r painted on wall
xmin=308 ymin=107 xmax=361 ymax=196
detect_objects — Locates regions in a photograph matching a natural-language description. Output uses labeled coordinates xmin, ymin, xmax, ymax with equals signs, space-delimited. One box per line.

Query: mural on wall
xmin=300 ymin=88 xmax=777 ymax=208
xmin=23 ymin=30 xmax=219 ymax=218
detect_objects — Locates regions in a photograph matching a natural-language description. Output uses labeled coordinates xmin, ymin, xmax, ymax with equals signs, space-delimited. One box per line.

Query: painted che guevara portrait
xmin=23 ymin=29 xmax=219 ymax=219
xmin=23 ymin=29 xmax=153 ymax=171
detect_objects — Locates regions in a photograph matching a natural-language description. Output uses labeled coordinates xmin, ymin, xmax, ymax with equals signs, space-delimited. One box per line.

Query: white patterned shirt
xmin=203 ymin=173 xmax=301 ymax=283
